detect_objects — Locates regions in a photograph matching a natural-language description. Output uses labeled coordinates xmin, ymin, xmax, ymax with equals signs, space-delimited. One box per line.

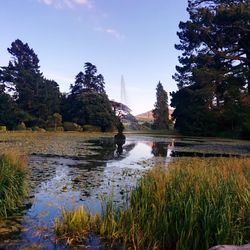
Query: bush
xmin=0 ymin=126 xmax=7 ymax=132
xmin=16 ymin=122 xmax=26 ymax=131
xmin=32 ymin=126 xmax=46 ymax=132
xmin=0 ymin=153 xmax=28 ymax=217
xmin=56 ymin=126 xmax=64 ymax=132
xmin=63 ymin=122 xmax=82 ymax=132
xmin=82 ymin=124 xmax=101 ymax=132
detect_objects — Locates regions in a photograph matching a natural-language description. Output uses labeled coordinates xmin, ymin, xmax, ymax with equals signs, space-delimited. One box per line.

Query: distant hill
xmin=135 ymin=108 xmax=174 ymax=122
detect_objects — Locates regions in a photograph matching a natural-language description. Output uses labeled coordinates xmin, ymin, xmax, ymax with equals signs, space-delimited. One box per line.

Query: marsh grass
xmin=55 ymin=158 xmax=250 ymax=249
xmin=0 ymin=151 xmax=28 ymax=217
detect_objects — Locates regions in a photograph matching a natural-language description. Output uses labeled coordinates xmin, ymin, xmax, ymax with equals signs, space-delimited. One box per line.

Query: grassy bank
xmin=0 ymin=152 xmax=28 ymax=217
xmin=55 ymin=158 xmax=250 ymax=249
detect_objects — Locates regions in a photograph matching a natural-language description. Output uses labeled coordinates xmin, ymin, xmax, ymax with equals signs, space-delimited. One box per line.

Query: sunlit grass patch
xmin=54 ymin=206 xmax=101 ymax=244
xmin=0 ymin=151 xmax=28 ymax=217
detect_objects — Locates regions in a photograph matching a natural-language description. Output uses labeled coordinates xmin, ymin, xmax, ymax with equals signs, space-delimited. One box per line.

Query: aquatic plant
xmin=54 ymin=158 xmax=250 ymax=249
xmin=54 ymin=206 xmax=101 ymax=244
xmin=112 ymin=158 xmax=250 ymax=249
xmin=0 ymin=152 xmax=28 ymax=217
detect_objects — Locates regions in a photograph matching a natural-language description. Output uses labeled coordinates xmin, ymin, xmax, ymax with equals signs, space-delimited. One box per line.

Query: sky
xmin=0 ymin=0 xmax=189 ymax=115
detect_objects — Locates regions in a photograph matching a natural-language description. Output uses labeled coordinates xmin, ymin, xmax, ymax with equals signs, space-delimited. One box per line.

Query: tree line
xmin=0 ymin=39 xmax=117 ymax=131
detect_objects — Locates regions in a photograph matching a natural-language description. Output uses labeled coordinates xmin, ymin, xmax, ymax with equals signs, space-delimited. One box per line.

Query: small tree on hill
xmin=152 ymin=82 xmax=169 ymax=129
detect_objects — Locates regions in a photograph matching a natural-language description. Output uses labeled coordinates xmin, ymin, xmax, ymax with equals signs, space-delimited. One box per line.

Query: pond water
xmin=0 ymin=134 xmax=250 ymax=249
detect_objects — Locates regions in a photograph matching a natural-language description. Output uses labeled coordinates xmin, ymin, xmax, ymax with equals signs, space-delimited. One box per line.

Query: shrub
xmin=16 ymin=122 xmax=26 ymax=131
xmin=0 ymin=126 xmax=7 ymax=132
xmin=82 ymin=124 xmax=101 ymax=132
xmin=63 ymin=122 xmax=82 ymax=132
xmin=32 ymin=126 xmax=46 ymax=132
xmin=0 ymin=152 xmax=28 ymax=217
xmin=56 ymin=126 xmax=64 ymax=132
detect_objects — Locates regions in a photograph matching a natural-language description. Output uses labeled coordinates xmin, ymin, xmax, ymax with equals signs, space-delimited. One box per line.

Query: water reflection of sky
xmin=16 ymin=139 xmax=160 ymax=248
xmin=110 ymin=142 xmax=153 ymax=169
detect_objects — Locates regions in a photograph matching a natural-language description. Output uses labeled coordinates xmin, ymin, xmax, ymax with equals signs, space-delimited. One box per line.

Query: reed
xmin=0 ymin=151 xmax=28 ymax=217
xmin=54 ymin=158 xmax=250 ymax=249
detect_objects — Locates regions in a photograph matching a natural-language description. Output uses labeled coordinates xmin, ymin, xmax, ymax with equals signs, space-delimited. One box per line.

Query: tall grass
xmin=54 ymin=158 xmax=250 ymax=249
xmin=0 ymin=152 xmax=28 ymax=217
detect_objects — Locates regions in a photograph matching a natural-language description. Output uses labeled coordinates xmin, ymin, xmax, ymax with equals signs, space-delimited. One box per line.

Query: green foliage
xmin=0 ymin=126 xmax=7 ymax=132
xmin=47 ymin=113 xmax=62 ymax=130
xmin=82 ymin=124 xmax=101 ymax=132
xmin=0 ymin=153 xmax=28 ymax=217
xmin=152 ymin=82 xmax=169 ymax=130
xmin=71 ymin=62 xmax=105 ymax=95
xmin=54 ymin=206 xmax=101 ymax=243
xmin=16 ymin=122 xmax=26 ymax=131
xmin=63 ymin=122 xmax=82 ymax=131
xmin=172 ymin=0 xmax=250 ymax=138
xmin=65 ymin=92 xmax=115 ymax=132
xmin=1 ymin=39 xmax=61 ymax=128
xmin=0 ymin=88 xmax=17 ymax=129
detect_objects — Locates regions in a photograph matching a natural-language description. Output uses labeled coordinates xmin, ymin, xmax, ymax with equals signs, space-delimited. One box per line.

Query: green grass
xmin=55 ymin=157 xmax=250 ymax=249
xmin=0 ymin=152 xmax=28 ymax=217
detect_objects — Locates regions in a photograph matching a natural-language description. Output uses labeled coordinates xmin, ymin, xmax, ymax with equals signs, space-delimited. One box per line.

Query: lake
xmin=0 ymin=132 xmax=250 ymax=249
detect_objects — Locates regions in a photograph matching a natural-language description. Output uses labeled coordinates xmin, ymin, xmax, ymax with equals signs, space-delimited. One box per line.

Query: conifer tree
xmin=152 ymin=82 xmax=169 ymax=129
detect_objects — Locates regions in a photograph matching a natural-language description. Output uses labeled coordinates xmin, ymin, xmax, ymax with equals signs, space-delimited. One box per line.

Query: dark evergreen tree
xmin=1 ymin=39 xmax=61 ymax=127
xmin=70 ymin=62 xmax=105 ymax=95
xmin=171 ymin=0 xmax=250 ymax=137
xmin=64 ymin=62 xmax=115 ymax=131
xmin=152 ymin=82 xmax=169 ymax=129
xmin=0 ymin=86 xmax=17 ymax=129
xmin=73 ymin=92 xmax=115 ymax=131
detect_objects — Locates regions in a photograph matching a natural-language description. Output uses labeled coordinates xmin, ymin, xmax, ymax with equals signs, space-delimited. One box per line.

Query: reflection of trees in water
xmin=70 ymin=138 xmax=136 ymax=199
xmin=114 ymin=132 xmax=126 ymax=156
xmin=151 ymin=142 xmax=169 ymax=157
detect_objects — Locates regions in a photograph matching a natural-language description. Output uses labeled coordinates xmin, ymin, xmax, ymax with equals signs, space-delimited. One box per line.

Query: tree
xmin=1 ymin=39 xmax=61 ymax=127
xmin=152 ymin=82 xmax=169 ymax=129
xmin=0 ymin=86 xmax=17 ymax=129
xmin=63 ymin=62 xmax=115 ymax=131
xmin=47 ymin=113 xmax=62 ymax=130
xmin=70 ymin=92 xmax=115 ymax=131
xmin=171 ymin=0 xmax=250 ymax=137
xmin=70 ymin=62 xmax=105 ymax=95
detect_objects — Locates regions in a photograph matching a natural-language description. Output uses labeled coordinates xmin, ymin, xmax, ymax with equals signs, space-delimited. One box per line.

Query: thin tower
xmin=120 ymin=75 xmax=127 ymax=105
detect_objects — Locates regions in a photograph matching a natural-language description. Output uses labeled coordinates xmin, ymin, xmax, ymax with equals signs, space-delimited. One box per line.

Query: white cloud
xmin=96 ymin=27 xmax=125 ymax=40
xmin=39 ymin=0 xmax=93 ymax=9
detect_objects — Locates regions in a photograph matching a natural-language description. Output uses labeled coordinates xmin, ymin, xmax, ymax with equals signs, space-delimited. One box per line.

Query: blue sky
xmin=0 ymin=0 xmax=189 ymax=115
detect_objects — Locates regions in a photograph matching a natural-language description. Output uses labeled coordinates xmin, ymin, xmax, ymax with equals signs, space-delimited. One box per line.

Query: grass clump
xmin=54 ymin=158 xmax=250 ymax=249
xmin=54 ymin=206 xmax=101 ymax=244
xmin=0 ymin=152 xmax=28 ymax=217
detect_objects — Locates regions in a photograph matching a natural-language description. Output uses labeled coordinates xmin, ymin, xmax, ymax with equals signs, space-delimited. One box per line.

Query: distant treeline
xmin=0 ymin=39 xmax=120 ymax=132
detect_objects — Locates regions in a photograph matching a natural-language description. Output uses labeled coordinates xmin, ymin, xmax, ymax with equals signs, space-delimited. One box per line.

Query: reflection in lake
xmin=1 ymin=134 xmax=250 ymax=249
xmin=114 ymin=132 xmax=126 ymax=156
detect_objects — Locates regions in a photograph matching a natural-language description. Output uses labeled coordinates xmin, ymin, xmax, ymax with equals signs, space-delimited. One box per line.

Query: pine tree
xmin=70 ymin=62 xmax=105 ymax=95
xmin=171 ymin=0 xmax=250 ymax=137
xmin=152 ymin=82 xmax=169 ymax=129
xmin=0 ymin=39 xmax=61 ymax=127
